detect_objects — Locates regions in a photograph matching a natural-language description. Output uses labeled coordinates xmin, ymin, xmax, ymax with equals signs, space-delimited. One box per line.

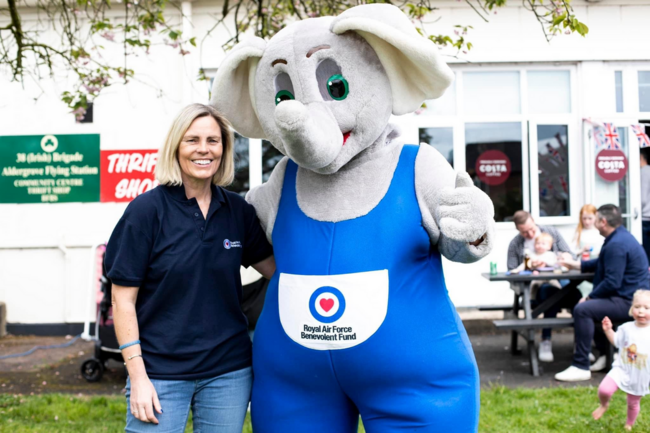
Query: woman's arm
xmin=251 ymin=255 xmax=276 ymax=279
xmin=112 ymin=284 xmax=162 ymax=424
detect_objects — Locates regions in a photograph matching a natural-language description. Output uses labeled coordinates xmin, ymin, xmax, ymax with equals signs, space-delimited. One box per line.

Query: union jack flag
xmin=559 ymin=176 xmax=568 ymax=193
xmin=603 ymin=123 xmax=622 ymax=150
xmin=546 ymin=143 xmax=564 ymax=162
xmin=593 ymin=125 xmax=607 ymax=150
xmin=632 ymin=124 xmax=650 ymax=148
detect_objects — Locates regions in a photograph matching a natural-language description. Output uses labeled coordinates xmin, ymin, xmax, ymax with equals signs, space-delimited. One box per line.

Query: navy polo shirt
xmin=105 ymin=184 xmax=273 ymax=380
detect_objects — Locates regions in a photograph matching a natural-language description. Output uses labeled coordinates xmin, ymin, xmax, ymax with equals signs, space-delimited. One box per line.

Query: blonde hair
xmin=155 ymin=104 xmax=235 ymax=187
xmin=535 ymin=232 xmax=554 ymax=246
xmin=575 ymin=204 xmax=598 ymax=246
xmin=629 ymin=289 xmax=650 ymax=316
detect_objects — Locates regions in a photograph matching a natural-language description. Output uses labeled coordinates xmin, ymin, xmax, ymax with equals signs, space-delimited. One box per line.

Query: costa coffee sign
xmin=595 ymin=149 xmax=628 ymax=182
xmin=475 ymin=150 xmax=511 ymax=186
xmin=100 ymin=150 xmax=159 ymax=202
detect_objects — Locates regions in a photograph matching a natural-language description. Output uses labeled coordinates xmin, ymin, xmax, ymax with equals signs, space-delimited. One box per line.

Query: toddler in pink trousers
xmin=593 ymin=289 xmax=650 ymax=430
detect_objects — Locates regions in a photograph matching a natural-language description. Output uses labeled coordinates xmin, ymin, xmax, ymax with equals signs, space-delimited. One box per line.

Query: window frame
xmin=404 ymin=63 xmax=578 ymax=226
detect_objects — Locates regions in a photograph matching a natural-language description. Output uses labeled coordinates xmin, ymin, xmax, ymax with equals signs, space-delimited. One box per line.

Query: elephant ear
xmin=330 ymin=4 xmax=454 ymax=116
xmin=210 ymin=37 xmax=267 ymax=139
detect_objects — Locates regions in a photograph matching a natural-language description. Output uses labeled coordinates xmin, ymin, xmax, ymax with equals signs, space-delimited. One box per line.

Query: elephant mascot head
xmin=210 ymin=3 xmax=454 ymax=174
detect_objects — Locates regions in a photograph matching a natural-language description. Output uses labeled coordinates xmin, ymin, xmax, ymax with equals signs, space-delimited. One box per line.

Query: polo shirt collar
xmin=163 ymin=183 xmax=226 ymax=206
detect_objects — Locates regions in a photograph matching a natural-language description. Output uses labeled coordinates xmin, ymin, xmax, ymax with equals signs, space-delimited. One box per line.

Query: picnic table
xmin=482 ymin=270 xmax=594 ymax=376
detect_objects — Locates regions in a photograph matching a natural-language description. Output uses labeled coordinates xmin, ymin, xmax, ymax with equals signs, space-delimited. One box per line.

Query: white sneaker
xmin=555 ymin=366 xmax=591 ymax=382
xmin=590 ymin=355 xmax=607 ymax=372
xmin=589 ymin=352 xmax=596 ymax=363
xmin=539 ymin=340 xmax=554 ymax=363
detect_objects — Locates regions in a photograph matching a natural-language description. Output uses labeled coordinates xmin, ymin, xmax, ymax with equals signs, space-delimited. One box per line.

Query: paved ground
xmin=0 ymin=323 xmax=605 ymax=395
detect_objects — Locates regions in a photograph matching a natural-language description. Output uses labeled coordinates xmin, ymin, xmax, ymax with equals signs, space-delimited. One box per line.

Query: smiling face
xmin=254 ymin=18 xmax=393 ymax=174
xmin=177 ymin=115 xmax=223 ymax=186
xmin=631 ymin=292 xmax=650 ymax=327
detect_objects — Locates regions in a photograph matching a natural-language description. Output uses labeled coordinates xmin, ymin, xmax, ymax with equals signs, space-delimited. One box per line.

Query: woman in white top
xmin=573 ymin=204 xmax=605 ymax=299
xmin=592 ymin=290 xmax=650 ymax=430
xmin=573 ymin=204 xmax=604 ymax=259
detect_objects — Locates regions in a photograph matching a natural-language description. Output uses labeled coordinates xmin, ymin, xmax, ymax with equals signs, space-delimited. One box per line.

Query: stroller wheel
xmin=81 ymin=358 xmax=105 ymax=382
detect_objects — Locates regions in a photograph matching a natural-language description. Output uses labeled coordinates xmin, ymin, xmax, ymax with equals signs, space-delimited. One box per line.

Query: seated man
xmin=507 ymin=211 xmax=580 ymax=363
xmin=556 ymin=204 xmax=650 ymax=381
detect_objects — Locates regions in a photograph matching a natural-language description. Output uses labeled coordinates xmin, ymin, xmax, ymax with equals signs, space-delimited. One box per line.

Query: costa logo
xmin=596 ymin=149 xmax=628 ymax=182
xmin=309 ymin=286 xmax=346 ymax=324
xmin=475 ymin=150 xmax=511 ymax=186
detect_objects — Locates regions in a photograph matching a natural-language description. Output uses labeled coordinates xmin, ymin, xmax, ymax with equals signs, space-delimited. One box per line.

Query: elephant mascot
xmin=212 ymin=4 xmax=495 ymax=432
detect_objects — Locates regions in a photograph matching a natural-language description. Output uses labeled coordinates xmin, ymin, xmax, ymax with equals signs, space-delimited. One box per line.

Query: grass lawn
xmin=0 ymin=386 xmax=647 ymax=432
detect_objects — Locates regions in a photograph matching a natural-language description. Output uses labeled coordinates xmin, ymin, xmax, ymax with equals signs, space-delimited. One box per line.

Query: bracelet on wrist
xmin=124 ymin=354 xmax=143 ymax=365
xmin=119 ymin=339 xmax=140 ymax=350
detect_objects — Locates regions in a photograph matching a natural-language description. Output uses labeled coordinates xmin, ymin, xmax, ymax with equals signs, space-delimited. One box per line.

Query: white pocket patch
xmin=278 ymin=270 xmax=389 ymax=350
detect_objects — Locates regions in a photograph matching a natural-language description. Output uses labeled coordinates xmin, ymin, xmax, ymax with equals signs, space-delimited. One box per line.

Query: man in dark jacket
xmin=556 ymin=204 xmax=650 ymax=381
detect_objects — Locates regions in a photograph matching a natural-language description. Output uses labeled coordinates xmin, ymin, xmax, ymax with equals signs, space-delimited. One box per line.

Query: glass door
xmin=529 ymin=121 xmax=575 ymax=224
xmin=585 ymin=120 xmax=642 ymax=240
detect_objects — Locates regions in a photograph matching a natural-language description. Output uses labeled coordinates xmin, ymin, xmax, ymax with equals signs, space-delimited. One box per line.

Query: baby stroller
xmin=80 ymin=246 xmax=122 ymax=382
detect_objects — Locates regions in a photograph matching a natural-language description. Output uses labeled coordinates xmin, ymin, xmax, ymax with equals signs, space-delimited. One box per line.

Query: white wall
xmin=1 ymin=1 xmax=649 ymax=326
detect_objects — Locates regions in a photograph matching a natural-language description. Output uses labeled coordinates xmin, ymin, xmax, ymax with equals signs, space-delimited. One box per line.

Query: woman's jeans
xmin=125 ymin=366 xmax=252 ymax=433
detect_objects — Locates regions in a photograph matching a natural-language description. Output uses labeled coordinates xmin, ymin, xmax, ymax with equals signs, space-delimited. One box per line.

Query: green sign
xmin=0 ymin=134 xmax=100 ymax=203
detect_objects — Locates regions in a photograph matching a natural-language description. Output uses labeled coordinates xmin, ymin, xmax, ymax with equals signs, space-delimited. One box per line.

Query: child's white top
xmin=608 ymin=321 xmax=650 ymax=396
xmin=532 ymin=251 xmax=557 ymax=266
xmin=574 ymin=228 xmax=604 ymax=258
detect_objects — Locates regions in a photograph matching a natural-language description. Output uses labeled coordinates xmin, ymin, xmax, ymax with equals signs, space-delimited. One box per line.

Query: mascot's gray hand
xmin=436 ymin=172 xmax=495 ymax=243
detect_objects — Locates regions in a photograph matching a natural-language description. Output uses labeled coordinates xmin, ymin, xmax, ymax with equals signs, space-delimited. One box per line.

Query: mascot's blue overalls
xmin=251 ymin=145 xmax=479 ymax=432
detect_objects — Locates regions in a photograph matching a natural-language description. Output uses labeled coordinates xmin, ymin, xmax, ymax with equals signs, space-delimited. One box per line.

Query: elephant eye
xmin=316 ymin=58 xmax=349 ymax=102
xmin=326 ymin=75 xmax=349 ymax=100
xmin=275 ymin=90 xmax=295 ymax=105
xmin=274 ymin=72 xmax=295 ymax=106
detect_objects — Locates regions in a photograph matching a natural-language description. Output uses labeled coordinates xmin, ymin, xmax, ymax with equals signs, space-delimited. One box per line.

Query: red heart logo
xmin=320 ymin=298 xmax=334 ymax=313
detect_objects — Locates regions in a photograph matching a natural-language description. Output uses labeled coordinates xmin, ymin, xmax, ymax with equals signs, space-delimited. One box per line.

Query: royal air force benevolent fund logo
xmin=223 ymin=239 xmax=242 ymax=249
xmin=309 ymin=286 xmax=346 ymax=323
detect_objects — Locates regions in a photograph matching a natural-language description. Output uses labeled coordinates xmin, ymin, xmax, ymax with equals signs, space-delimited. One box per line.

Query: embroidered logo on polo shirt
xmin=223 ymin=239 xmax=242 ymax=249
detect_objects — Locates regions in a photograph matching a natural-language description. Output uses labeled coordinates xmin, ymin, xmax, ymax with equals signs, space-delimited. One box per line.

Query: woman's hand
xmin=602 ymin=316 xmax=613 ymax=332
xmin=130 ymin=376 xmax=162 ymax=424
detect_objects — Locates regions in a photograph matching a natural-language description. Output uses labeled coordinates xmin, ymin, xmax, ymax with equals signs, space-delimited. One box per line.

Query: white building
xmin=1 ymin=0 xmax=649 ymax=334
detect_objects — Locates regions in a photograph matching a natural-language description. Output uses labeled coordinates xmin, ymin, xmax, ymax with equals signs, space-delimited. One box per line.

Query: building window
xmin=463 ymin=71 xmax=521 ymax=115
xmin=465 ymin=122 xmax=523 ymax=222
xmin=615 ymin=71 xmax=624 ymax=113
xmin=640 ymin=71 xmax=650 ymax=112
xmin=418 ymin=127 xmax=453 ymax=166
xmin=228 ymin=133 xmax=250 ymax=196
xmin=536 ymin=125 xmax=570 ymax=217
xmin=423 ymin=80 xmax=456 ymax=116
xmin=527 ymin=71 xmax=571 ymax=114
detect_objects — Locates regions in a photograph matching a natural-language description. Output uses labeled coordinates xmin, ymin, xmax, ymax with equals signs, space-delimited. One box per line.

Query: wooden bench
xmin=493 ymin=317 xmax=574 ymax=331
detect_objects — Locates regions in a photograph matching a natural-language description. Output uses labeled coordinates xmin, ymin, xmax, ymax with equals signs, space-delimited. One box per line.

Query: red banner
xmin=100 ymin=150 xmax=159 ymax=202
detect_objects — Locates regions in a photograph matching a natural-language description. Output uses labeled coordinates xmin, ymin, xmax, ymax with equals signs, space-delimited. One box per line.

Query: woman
xmin=573 ymin=204 xmax=604 ymax=259
xmin=105 ymin=104 xmax=275 ymax=432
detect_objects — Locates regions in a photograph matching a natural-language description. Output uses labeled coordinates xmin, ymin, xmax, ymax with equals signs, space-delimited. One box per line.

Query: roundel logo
xmin=223 ymin=239 xmax=231 ymax=249
xmin=41 ymin=135 xmax=58 ymax=153
xmin=309 ymin=286 xmax=346 ymax=323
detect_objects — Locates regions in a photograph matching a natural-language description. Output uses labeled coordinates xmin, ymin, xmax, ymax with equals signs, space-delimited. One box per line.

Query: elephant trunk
xmin=274 ymin=101 xmax=342 ymax=170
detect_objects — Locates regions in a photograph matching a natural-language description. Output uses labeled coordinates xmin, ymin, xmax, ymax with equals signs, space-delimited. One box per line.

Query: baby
xmin=592 ymin=289 xmax=650 ymax=430
xmin=512 ymin=233 xmax=558 ymax=273
xmin=511 ymin=233 xmax=561 ymax=294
